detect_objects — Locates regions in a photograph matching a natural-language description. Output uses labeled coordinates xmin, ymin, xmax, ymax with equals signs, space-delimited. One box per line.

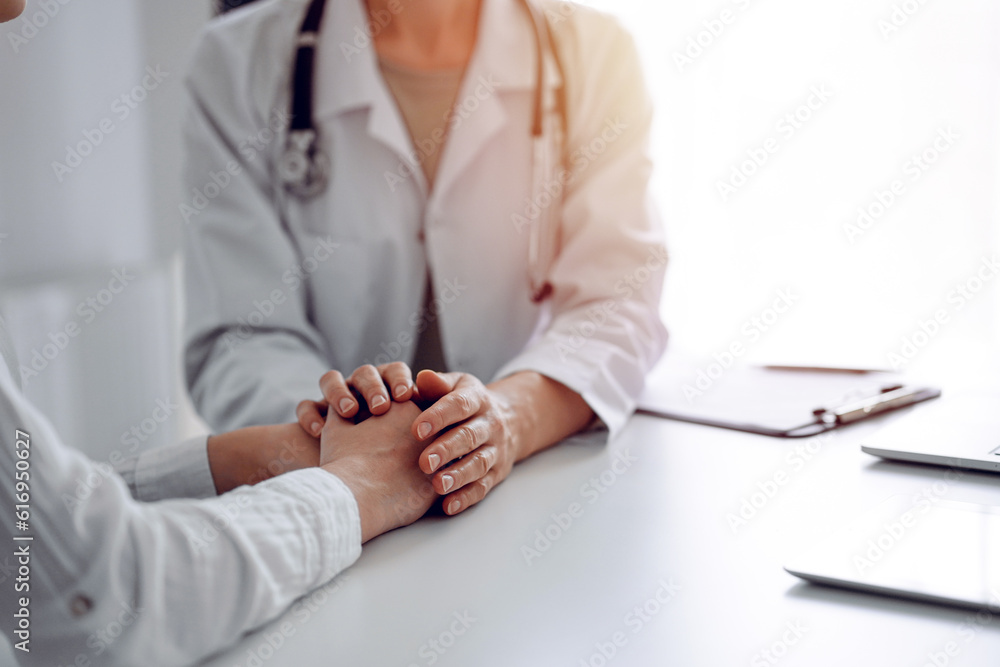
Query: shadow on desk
xmin=784 ymin=580 xmax=1000 ymax=628
xmin=863 ymin=458 xmax=1000 ymax=491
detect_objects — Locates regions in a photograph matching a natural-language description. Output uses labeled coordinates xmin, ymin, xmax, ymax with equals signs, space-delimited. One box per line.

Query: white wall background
xmin=594 ymin=0 xmax=1000 ymax=374
xmin=0 ymin=0 xmax=998 ymax=459
xmin=0 ymin=0 xmax=211 ymax=459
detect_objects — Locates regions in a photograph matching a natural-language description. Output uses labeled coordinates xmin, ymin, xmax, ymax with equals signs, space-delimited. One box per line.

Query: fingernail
xmin=441 ymin=474 xmax=454 ymax=493
xmin=393 ymin=384 xmax=408 ymax=398
xmin=427 ymin=453 xmax=441 ymax=472
xmin=417 ymin=422 xmax=432 ymax=439
xmin=338 ymin=398 xmax=354 ymax=414
xmin=447 ymin=500 xmax=460 ymax=515
xmin=370 ymin=395 xmax=387 ymax=409
xmin=310 ymin=422 xmax=321 ymax=436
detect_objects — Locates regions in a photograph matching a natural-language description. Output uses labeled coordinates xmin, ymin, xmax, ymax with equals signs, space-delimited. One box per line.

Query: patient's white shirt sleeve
xmin=115 ymin=434 xmax=219 ymax=502
xmin=0 ymin=355 xmax=362 ymax=666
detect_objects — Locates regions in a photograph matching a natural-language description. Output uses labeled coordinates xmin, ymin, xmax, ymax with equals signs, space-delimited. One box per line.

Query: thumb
xmin=414 ymin=369 xmax=459 ymax=402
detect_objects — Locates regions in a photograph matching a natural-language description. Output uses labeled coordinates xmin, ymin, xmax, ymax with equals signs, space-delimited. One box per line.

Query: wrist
xmin=206 ymin=432 xmax=242 ymax=494
xmin=321 ymin=461 xmax=379 ymax=543
xmin=488 ymin=373 xmax=542 ymax=462
xmin=489 ymin=371 xmax=594 ymax=461
xmin=208 ymin=424 xmax=320 ymax=494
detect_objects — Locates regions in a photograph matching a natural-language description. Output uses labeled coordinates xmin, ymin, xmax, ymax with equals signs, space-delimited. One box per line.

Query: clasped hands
xmin=209 ymin=363 xmax=591 ymax=543
xmin=298 ymin=363 xmax=520 ymax=520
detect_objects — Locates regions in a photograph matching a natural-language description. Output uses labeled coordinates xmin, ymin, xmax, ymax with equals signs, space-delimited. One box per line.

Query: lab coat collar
xmin=314 ymin=0 xmax=394 ymax=119
xmin=312 ymin=0 xmax=564 ymax=199
xmin=472 ymin=0 xmax=564 ymax=92
xmin=313 ymin=0 xmax=564 ymax=120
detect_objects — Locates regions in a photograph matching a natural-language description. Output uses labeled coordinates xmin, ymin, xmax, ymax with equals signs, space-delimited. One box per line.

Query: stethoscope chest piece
xmin=279 ymin=0 xmax=565 ymax=301
xmin=279 ymin=128 xmax=330 ymax=198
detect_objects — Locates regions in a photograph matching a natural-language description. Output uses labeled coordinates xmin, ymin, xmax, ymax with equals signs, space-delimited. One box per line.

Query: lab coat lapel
xmin=432 ymin=72 xmax=506 ymax=204
xmin=432 ymin=0 xmax=536 ymax=203
xmin=315 ymin=0 xmax=425 ymax=190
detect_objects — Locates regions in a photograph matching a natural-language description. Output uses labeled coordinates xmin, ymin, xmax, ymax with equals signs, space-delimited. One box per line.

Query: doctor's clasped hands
xmin=297 ymin=364 xmax=595 ymax=516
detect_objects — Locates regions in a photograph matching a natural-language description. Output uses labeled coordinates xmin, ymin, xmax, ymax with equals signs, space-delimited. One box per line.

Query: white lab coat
xmin=182 ymin=0 xmax=667 ymax=437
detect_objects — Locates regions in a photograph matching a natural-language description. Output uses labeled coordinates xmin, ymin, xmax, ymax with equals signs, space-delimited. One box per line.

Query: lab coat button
xmin=69 ymin=594 xmax=93 ymax=617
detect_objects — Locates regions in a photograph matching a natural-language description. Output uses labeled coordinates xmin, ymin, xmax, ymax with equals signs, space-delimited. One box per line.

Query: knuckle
xmin=351 ymin=365 xmax=377 ymax=384
xmin=385 ymin=361 xmax=408 ymax=374
xmin=491 ymin=411 xmax=511 ymax=439
xmin=475 ymin=451 xmax=491 ymax=476
xmin=320 ymin=370 xmax=344 ymax=387
xmin=454 ymin=392 xmax=474 ymax=414
xmin=457 ymin=425 xmax=477 ymax=450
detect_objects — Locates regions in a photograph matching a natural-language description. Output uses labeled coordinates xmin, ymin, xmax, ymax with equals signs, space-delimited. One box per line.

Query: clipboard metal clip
xmin=812 ymin=384 xmax=926 ymax=426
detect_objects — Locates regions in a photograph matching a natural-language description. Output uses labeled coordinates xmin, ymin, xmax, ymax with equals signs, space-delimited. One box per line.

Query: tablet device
xmin=784 ymin=496 xmax=1000 ymax=611
xmin=861 ymin=393 xmax=1000 ymax=473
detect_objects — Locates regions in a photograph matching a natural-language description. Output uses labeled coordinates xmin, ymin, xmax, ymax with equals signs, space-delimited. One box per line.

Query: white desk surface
xmin=203 ymin=403 xmax=1000 ymax=667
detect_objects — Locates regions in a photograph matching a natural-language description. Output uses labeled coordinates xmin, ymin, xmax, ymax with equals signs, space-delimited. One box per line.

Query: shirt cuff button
xmin=69 ymin=594 xmax=93 ymax=617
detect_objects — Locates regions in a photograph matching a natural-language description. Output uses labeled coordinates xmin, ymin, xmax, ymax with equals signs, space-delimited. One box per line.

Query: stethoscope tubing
xmin=280 ymin=0 xmax=568 ymax=302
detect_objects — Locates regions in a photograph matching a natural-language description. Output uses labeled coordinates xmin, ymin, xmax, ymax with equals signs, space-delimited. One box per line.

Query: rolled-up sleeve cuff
xmin=127 ymin=436 xmax=218 ymax=502
xmin=493 ymin=346 xmax=635 ymax=443
xmin=259 ymin=468 xmax=363 ymax=581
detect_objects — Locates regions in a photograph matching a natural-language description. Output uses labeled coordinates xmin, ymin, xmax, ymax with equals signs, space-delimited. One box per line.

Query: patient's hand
xmin=296 ymin=363 xmax=417 ymax=436
xmin=207 ymin=423 xmax=320 ymax=494
xmin=320 ymin=400 xmax=436 ymax=543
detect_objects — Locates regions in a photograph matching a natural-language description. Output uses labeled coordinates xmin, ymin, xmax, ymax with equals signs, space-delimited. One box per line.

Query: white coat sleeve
xmin=494 ymin=16 xmax=668 ymax=439
xmin=0 ymin=360 xmax=361 ymax=666
xmin=181 ymin=26 xmax=332 ymax=432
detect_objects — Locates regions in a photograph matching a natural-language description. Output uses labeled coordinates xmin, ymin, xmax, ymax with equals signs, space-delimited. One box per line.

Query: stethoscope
xmin=277 ymin=0 xmax=568 ymax=303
